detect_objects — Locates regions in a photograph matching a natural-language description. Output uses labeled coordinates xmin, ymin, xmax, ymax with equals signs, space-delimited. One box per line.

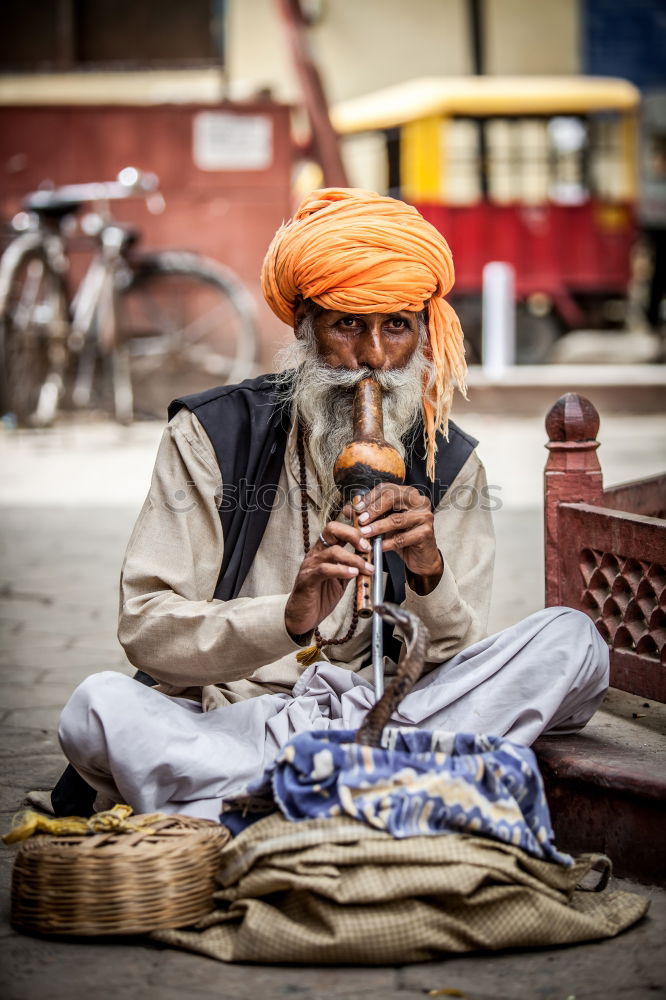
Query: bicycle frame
xmin=70 ymin=223 xmax=136 ymax=422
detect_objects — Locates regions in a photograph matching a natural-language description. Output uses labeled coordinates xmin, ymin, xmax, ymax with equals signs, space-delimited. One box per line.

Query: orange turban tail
xmin=261 ymin=188 xmax=467 ymax=479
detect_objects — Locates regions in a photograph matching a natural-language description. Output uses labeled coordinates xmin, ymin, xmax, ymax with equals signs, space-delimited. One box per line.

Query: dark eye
xmin=338 ymin=315 xmax=360 ymax=329
xmin=386 ymin=316 xmax=408 ymax=330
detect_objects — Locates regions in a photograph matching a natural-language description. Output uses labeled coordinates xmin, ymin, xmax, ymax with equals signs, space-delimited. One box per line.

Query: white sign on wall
xmin=193 ymin=112 xmax=273 ymax=171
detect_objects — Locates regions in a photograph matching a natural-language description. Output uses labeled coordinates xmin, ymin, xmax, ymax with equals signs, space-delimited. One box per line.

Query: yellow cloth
xmin=2 ymin=804 xmax=161 ymax=843
xmin=261 ymin=187 xmax=467 ymax=478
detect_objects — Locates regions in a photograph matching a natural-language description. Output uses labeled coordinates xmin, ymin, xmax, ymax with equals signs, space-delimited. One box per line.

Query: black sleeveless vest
xmin=170 ymin=373 xmax=477 ymax=629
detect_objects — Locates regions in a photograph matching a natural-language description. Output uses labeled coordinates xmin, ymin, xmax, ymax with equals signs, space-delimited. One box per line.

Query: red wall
xmin=0 ymin=102 xmax=295 ymax=362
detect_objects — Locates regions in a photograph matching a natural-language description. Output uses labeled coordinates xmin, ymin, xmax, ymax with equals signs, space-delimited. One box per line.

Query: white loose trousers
xmin=59 ymin=607 xmax=609 ymax=821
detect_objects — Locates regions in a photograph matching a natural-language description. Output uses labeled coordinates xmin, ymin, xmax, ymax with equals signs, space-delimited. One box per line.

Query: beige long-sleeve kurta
xmin=118 ymin=407 xmax=495 ymax=702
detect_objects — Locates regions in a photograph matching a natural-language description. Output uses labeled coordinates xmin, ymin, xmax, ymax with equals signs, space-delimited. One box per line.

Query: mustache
xmin=298 ymin=363 xmax=424 ymax=394
xmin=271 ymin=332 xmax=430 ymax=520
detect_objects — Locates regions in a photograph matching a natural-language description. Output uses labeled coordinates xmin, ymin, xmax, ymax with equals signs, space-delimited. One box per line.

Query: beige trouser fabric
xmin=153 ymin=814 xmax=648 ymax=964
xmin=59 ymin=608 xmax=610 ymax=820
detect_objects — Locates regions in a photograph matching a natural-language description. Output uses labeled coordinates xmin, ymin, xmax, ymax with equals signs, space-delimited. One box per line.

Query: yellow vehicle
xmin=332 ymin=76 xmax=641 ymax=361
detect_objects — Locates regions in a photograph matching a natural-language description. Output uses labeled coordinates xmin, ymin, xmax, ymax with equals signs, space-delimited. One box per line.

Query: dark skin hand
xmin=283 ymin=491 xmax=443 ymax=639
xmin=345 ymin=484 xmax=443 ymax=594
xmin=284 ymin=305 xmax=443 ymax=639
xmin=284 ymin=520 xmax=374 ymax=639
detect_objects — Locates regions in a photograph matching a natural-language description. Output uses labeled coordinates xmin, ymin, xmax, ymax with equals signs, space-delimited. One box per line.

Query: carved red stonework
xmin=544 ymin=393 xmax=603 ymax=606
xmin=544 ymin=393 xmax=666 ymax=700
xmin=579 ymin=549 xmax=665 ymax=659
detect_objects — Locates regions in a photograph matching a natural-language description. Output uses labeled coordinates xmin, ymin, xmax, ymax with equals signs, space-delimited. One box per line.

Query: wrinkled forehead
xmin=298 ymin=298 xmax=428 ymax=323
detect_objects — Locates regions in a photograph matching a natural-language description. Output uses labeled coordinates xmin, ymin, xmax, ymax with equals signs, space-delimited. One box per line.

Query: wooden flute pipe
xmin=333 ymin=377 xmax=406 ymax=619
xmin=351 ymin=487 xmax=372 ymax=618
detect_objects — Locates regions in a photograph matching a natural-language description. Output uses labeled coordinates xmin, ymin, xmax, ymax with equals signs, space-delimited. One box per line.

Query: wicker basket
xmin=10 ymin=814 xmax=229 ymax=936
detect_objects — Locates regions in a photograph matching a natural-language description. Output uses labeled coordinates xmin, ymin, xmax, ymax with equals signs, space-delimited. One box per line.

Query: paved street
xmin=1 ymin=407 xmax=665 ymax=999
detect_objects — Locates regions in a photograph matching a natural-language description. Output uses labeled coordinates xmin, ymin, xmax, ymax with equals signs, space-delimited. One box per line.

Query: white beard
xmin=273 ymin=319 xmax=433 ymax=520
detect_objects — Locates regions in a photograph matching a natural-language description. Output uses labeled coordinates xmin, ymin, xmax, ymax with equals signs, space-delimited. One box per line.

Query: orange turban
xmin=261 ymin=187 xmax=467 ymax=479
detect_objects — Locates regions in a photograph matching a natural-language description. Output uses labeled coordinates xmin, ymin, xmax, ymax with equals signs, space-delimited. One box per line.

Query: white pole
xmin=371 ymin=534 xmax=384 ymax=700
xmin=482 ymin=261 xmax=516 ymax=377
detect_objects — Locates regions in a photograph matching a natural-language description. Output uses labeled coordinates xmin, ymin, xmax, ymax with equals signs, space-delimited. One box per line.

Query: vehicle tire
xmin=515 ymin=304 xmax=562 ymax=363
xmin=0 ymin=244 xmax=69 ymax=426
xmin=118 ymin=252 xmax=259 ymax=417
xmin=450 ymin=294 xmax=482 ymax=364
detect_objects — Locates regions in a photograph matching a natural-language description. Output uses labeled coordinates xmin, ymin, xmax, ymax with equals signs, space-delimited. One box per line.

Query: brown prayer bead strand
xmin=296 ymin=424 xmax=360 ymax=653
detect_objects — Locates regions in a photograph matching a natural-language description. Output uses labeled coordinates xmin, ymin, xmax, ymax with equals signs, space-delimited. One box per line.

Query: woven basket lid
xmin=10 ymin=813 xmax=229 ymax=937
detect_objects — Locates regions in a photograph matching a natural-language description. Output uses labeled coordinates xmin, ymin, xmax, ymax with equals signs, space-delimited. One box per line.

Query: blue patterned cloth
xmin=244 ymin=728 xmax=571 ymax=866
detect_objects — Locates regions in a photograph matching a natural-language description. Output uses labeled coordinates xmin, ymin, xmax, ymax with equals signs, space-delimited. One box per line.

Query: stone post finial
xmin=544 ymin=394 xmax=604 ymax=606
xmin=545 ymin=392 xmax=600 ymax=444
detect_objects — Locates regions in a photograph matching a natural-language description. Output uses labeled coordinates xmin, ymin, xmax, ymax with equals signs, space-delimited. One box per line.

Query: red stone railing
xmin=544 ymin=393 xmax=666 ymax=702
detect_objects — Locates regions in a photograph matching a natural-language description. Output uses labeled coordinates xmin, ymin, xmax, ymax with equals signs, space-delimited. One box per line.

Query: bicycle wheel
xmin=0 ymin=243 xmax=69 ymax=426
xmin=118 ymin=251 xmax=259 ymax=417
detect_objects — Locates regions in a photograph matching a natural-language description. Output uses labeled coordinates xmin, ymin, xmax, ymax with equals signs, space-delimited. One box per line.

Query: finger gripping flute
xmin=333 ymin=377 xmax=406 ymax=698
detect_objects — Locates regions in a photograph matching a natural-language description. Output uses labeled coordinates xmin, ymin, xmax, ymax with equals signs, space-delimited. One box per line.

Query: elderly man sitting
xmin=57 ymin=189 xmax=609 ymax=821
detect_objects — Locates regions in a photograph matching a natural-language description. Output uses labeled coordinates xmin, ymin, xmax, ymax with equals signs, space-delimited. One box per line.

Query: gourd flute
xmin=333 ymin=376 xmax=406 ymax=699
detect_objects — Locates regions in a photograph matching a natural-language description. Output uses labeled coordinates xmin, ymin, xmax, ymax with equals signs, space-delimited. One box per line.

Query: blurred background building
xmin=0 ymin=0 xmax=665 ymax=377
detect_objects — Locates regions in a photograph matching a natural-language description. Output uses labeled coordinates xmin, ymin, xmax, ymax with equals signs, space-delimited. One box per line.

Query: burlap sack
xmin=153 ymin=814 xmax=648 ymax=964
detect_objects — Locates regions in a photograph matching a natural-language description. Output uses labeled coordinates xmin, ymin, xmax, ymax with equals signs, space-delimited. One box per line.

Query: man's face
xmin=297 ymin=308 xmax=422 ymax=371
xmin=284 ymin=304 xmax=428 ymax=517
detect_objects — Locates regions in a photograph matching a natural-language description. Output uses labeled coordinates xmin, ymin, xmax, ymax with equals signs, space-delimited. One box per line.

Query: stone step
xmin=461 ymin=363 xmax=666 ymax=415
xmin=535 ymin=687 xmax=666 ymax=887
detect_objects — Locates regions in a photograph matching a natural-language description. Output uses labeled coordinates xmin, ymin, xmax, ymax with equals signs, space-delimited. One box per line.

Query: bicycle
xmin=0 ymin=168 xmax=259 ymax=426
